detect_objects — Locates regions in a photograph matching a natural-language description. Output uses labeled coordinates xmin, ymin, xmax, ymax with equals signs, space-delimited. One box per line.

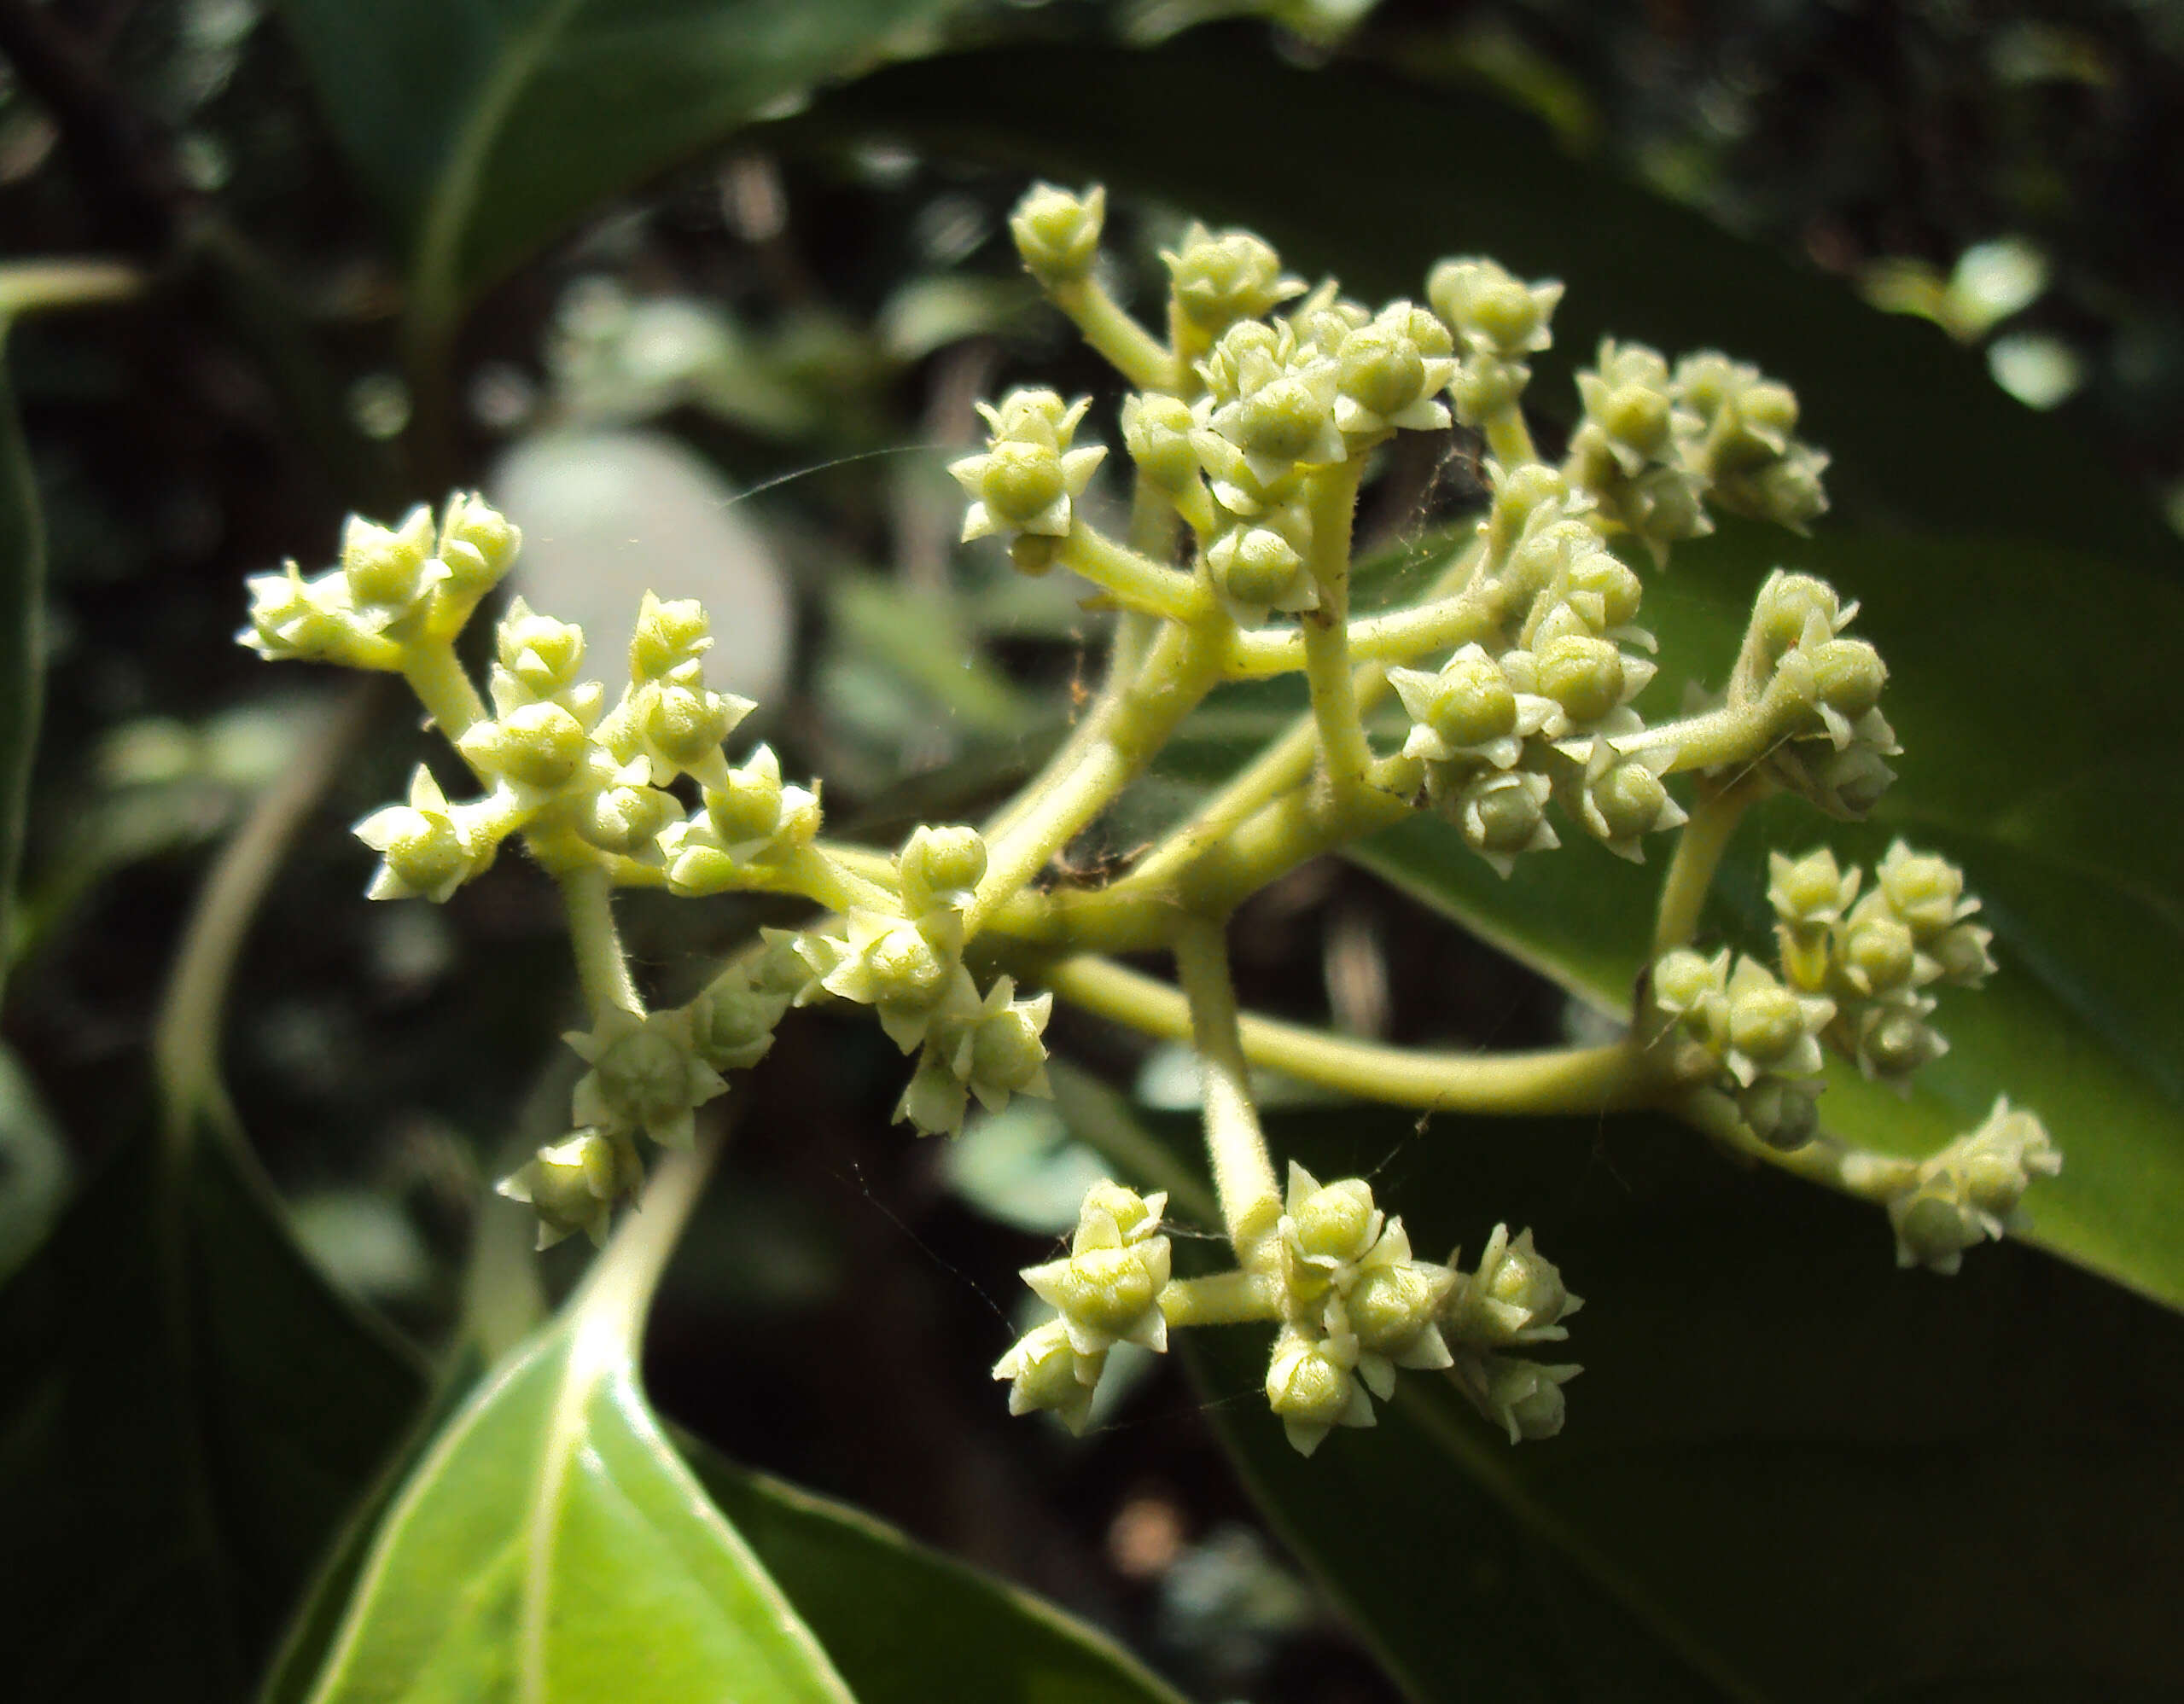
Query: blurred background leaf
xmin=274 ymin=0 xmax=969 ymax=329
xmin=783 ymin=35 xmax=2183 ymax=568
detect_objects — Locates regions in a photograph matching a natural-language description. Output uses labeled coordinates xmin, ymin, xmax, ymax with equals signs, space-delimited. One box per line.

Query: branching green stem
xmin=1652 ymin=771 xmax=1765 ymax=954
xmin=1160 ymin=1270 xmax=1283 ymax=1327
xmin=1047 ymin=952 xmax=1669 ymax=1115
xmin=1300 ymin=462 xmax=1371 ymax=808
xmin=400 ymin=641 xmax=489 ymax=742
xmin=1057 ymin=526 xmax=1209 ymax=621
xmin=1173 ymin=918 xmax=1283 ymax=1265
xmin=1048 ymin=277 xmax=1174 ymax=393
xmin=559 ymin=864 xmax=642 ymax=1020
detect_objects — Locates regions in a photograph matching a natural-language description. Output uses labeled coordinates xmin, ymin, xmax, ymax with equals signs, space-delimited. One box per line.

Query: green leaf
xmin=0 ymin=317 xmax=38 ymax=1000
xmin=1121 ymin=1096 xmax=2184 ymax=1703
xmin=0 ymin=1120 xmax=427 ymax=1703
xmin=275 ymin=0 xmax=964 ymax=324
xmin=295 ymin=1152 xmax=855 ymax=1704
xmin=783 ymin=37 xmax=2181 ymax=569
xmin=1350 ymin=521 xmax=2184 ymax=1310
xmin=0 ymin=264 xmax=144 ymax=997
xmin=684 ymin=1434 xmax=1195 ymax=1704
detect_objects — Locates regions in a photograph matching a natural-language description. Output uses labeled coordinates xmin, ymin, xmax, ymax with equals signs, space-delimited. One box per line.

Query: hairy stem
xmin=559 ymin=864 xmax=643 ymax=1020
xmin=401 ymin=641 xmax=489 ymax=742
xmin=1057 ymin=526 xmax=1208 ymax=620
xmin=1652 ymin=771 xmax=1764 ymax=955
xmin=1300 ymin=462 xmax=1371 ymax=808
xmin=1160 ymin=1270 xmax=1283 ymax=1327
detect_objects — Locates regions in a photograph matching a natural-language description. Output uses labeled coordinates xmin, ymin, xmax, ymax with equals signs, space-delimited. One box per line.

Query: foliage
xmin=1 ymin=4 xmax=2179 ymax=1702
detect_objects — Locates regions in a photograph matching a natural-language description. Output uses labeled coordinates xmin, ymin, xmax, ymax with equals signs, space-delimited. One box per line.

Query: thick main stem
xmin=1173 ymin=917 xmax=1282 ymax=1266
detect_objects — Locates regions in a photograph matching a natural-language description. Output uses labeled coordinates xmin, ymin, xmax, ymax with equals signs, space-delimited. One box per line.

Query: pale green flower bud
xmin=1447 ymin=352 xmax=1529 ymax=424
xmin=240 ymin=561 xmax=371 ymax=664
xmin=964 ymin=989 xmax=1053 ymax=1107
xmin=1839 ymin=897 xmax=1921 ymax=997
xmin=1265 ymin=1329 xmax=1374 ymax=1456
xmin=494 ymin=1129 xmax=635 ymax=1248
xmin=899 ymin=823 xmax=988 ymax=918
xmin=895 ymin=1044 xmax=971 ymax=1137
xmin=1811 ymin=638 xmax=1887 ymax=722
xmin=1280 ymin=1163 xmax=1383 ymax=1287
xmin=1853 ymin=1000 xmax=1948 ymax=1083
xmin=1120 ymin=393 xmax=1200 ymax=491
xmin=1427 ymin=257 xmax=1563 ymax=358
xmin=1009 ymin=182 xmax=1104 ymax=285
xmin=1456 ymin=1352 xmax=1577 ymax=1444
xmin=1743 ymin=571 xmax=1849 ymax=678
xmin=1875 ymin=841 xmax=1977 ymax=941
xmin=579 ymin=780 xmax=680 ymax=857
xmin=637 ymin=672 xmax=753 ymax=783
xmin=1738 ymin=1074 xmax=1822 ymax=1150
xmin=1888 ymin=1185 xmax=1987 ymax=1275
xmin=951 ymin=392 xmax=1106 ymax=544
xmin=1568 ymin=742 xmax=1686 ymax=862
xmin=705 ymin=743 xmax=783 ymax=846
xmin=1561 ymin=550 xmax=1645 ymax=633
xmin=630 ymin=592 xmax=713 ymax=683
xmin=993 ymin=1318 xmax=1099 ymax=1433
xmin=1537 ymin=634 xmax=1631 ymax=726
xmin=1768 ymin=846 xmax=1861 ymax=930
xmin=1451 ymin=768 xmax=1558 ymax=877
xmin=1390 ymin=644 xmax=1541 ymax=772
xmin=1721 ymin=956 xmax=1832 ymax=1085
xmin=495 ymin=597 xmax=586 ymax=696
xmin=1348 ymin=1260 xmax=1453 ymax=1358
xmin=457 ymin=701 xmax=589 ymax=794
xmin=1447 ymin=1224 xmax=1581 ymax=1346
xmin=1163 ymin=223 xmax=1304 ymax=332
xmin=1955 ymin=1098 xmax=2060 ymax=1220
xmin=1652 ymin=946 xmax=1730 ymax=1029
xmin=341 ymin=505 xmax=445 ymax=621
xmin=687 ymin=975 xmax=789 ymax=1073
xmin=1931 ymin=921 xmax=1997 ymax=988
xmin=1080 ymin=1180 xmax=1166 ymax=1244
xmin=353 ymin=765 xmax=497 ymax=902
xmin=1331 ymin=302 xmax=1456 ymax=434
xmin=1484 ymin=462 xmax=1571 ymax=557
xmin=566 ymin=1005 xmax=729 ymax=1152
xmin=437 ymin=491 xmax=521 ymax=596
xmin=1727 ymin=444 xmax=1830 ymax=532
xmin=1208 ymin=521 xmax=1317 ymax=625
xmin=1022 ymin=1201 xmax=1172 ymax=1356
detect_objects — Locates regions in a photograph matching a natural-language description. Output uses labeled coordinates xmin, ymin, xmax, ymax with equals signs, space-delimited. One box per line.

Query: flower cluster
xmin=1881 ymin=1098 xmax=2061 ymax=1274
xmin=994 ymin=1182 xmax=1172 ymax=1434
xmin=1769 ymin=841 xmax=1993 ymax=1085
xmin=1653 ymin=840 xmax=2000 ymax=1151
xmin=240 ymin=493 xmax=520 ymax=668
xmin=995 ymin=1166 xmax=1581 ymax=1457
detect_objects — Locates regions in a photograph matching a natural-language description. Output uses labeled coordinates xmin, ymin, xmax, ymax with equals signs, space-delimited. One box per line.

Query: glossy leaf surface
xmin=299 ymin=1160 xmax=853 ymax=1704
xmin=1112 ymin=1096 xmax=2184 ymax=1704
xmin=686 ymin=1435 xmax=1194 ymax=1704
xmin=0 ymin=1124 xmax=425 ymax=1703
xmin=276 ymin=0 xmax=962 ymax=316
xmin=1353 ymin=521 xmax=2184 ymax=1308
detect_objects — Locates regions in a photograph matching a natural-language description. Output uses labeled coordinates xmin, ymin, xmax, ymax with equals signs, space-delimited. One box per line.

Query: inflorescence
xmin=239 ymin=180 xmax=2056 ymax=1456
